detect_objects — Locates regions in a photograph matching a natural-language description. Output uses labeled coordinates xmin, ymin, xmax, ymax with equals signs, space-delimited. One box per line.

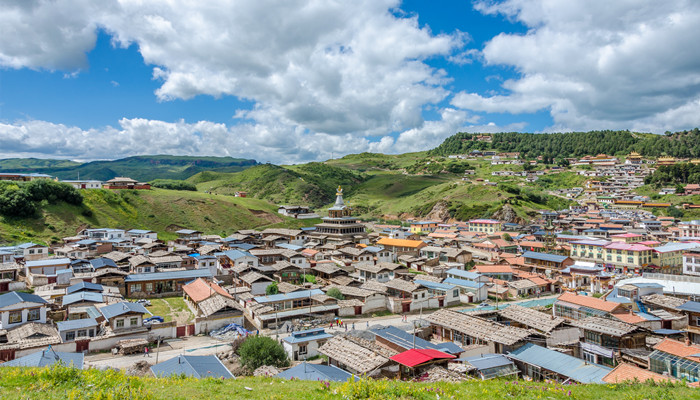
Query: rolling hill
xmin=0 ymin=155 xmax=258 ymax=181
xmin=0 ymin=188 xmax=318 ymax=245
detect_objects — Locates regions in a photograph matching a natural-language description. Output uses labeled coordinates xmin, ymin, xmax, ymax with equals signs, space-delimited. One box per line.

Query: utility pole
xmin=155 ymin=337 xmax=161 ymax=364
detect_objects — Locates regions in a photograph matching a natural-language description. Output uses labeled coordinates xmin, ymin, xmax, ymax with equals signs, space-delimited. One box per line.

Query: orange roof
xmin=490 ymin=239 xmax=511 ymax=248
xmin=474 ymin=264 xmax=514 ymax=274
xmin=376 ymin=238 xmax=426 ymax=248
xmin=528 ymin=277 xmax=549 ymax=286
xmin=505 ymin=257 xmax=527 ymax=266
xmin=654 ymin=339 xmax=700 ymax=362
xmin=603 ymin=363 xmax=677 ymax=384
xmin=556 ymin=292 xmax=621 ymax=313
xmin=519 ymin=241 xmax=544 ymax=248
xmin=183 ymin=278 xmax=232 ymax=303
xmin=612 ymin=313 xmax=646 ymax=324
xmin=302 ymin=248 xmax=319 ymax=256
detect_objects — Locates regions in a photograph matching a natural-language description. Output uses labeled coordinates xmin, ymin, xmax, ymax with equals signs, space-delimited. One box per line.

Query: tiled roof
xmin=376 ymin=238 xmax=425 ymax=248
xmin=474 ymin=264 xmax=514 ymax=274
xmin=183 ymin=278 xmax=232 ymax=303
xmin=653 ymin=338 xmax=700 ymax=362
xmin=603 ymin=363 xmax=677 ymax=384
xmin=556 ymin=292 xmax=621 ymax=313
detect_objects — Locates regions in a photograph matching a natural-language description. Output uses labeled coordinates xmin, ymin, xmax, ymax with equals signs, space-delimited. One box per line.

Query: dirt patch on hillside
xmin=248 ymin=209 xmax=284 ymax=224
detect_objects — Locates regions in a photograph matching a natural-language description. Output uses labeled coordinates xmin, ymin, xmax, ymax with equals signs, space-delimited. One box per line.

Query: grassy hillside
xmin=192 ymin=153 xmax=572 ymax=223
xmin=0 ymin=158 xmax=81 ymax=170
xmin=190 ymin=163 xmax=365 ymax=208
xmin=1 ymin=365 xmax=696 ymax=400
xmin=0 ymin=188 xmax=317 ymax=245
xmin=0 ymin=155 xmax=258 ymax=181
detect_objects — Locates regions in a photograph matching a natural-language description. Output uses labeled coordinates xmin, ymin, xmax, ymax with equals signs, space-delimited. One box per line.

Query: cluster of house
xmin=0 ymin=172 xmax=149 ymax=190
xmin=1 ymin=185 xmax=700 ymax=385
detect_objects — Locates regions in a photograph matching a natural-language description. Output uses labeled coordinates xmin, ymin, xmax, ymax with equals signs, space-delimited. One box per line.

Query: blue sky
xmin=1 ymin=1 xmax=699 ymax=162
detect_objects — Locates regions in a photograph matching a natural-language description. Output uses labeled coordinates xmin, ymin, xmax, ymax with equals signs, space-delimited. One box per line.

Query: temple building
xmin=310 ymin=186 xmax=368 ymax=244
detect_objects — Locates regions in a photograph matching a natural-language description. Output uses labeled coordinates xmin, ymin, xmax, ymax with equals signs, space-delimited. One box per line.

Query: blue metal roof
xmin=254 ymin=289 xmax=324 ymax=303
xmin=228 ymin=243 xmax=257 ymax=251
xmin=300 ymin=227 xmax=317 ymax=231
xmin=276 ymin=362 xmax=356 ymax=382
xmin=0 ymin=350 xmax=84 ymax=369
xmin=0 ymin=291 xmax=47 ymax=308
xmin=653 ymin=329 xmax=684 ymax=335
xmin=462 ymin=354 xmax=513 ymax=370
xmin=443 ymin=277 xmax=484 ymax=289
xmin=89 ymin=258 xmax=118 ymax=269
xmin=56 ymin=318 xmax=98 ymax=332
xmin=446 ymin=268 xmax=481 ymax=281
xmin=678 ymin=301 xmax=700 ymax=313
xmin=414 ymin=279 xmax=456 ymax=291
xmin=221 ymin=249 xmax=256 ymax=259
xmin=370 ymin=326 xmax=463 ymax=355
xmin=125 ymin=269 xmax=212 ymax=282
xmin=523 ymin=251 xmax=569 ymax=263
xmin=364 ymin=246 xmax=383 ymax=253
xmin=63 ymin=292 xmax=104 ymax=306
xmin=283 ymin=328 xmax=333 ymax=344
xmin=507 ymin=343 xmax=611 ymax=383
xmin=66 ymin=281 xmax=103 ymax=294
xmin=276 ymin=243 xmax=303 ymax=251
xmin=76 ymin=239 xmax=97 ymax=245
xmin=151 ymin=355 xmax=234 ymax=379
xmin=100 ymin=302 xmax=150 ymax=320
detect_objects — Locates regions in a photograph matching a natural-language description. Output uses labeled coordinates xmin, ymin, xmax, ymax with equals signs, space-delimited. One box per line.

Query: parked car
xmin=476 ymin=302 xmax=491 ymax=308
xmin=135 ymin=299 xmax=151 ymax=307
xmin=144 ymin=316 xmax=164 ymax=324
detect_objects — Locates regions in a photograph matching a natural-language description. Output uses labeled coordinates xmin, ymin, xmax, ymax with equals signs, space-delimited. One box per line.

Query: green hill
xmin=191 ymin=154 xmax=571 ymax=223
xmin=0 ymin=188 xmax=318 ymax=245
xmin=0 ymin=155 xmax=258 ymax=181
xmin=1 ymin=365 xmax=695 ymax=400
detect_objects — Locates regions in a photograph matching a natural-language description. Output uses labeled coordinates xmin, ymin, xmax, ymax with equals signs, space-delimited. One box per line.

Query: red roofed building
xmin=650 ymin=339 xmax=700 ymax=382
xmin=603 ymin=363 xmax=678 ymax=384
xmin=473 ymin=264 xmax=515 ymax=281
xmin=390 ymin=348 xmax=455 ymax=379
xmin=182 ymin=278 xmax=243 ymax=328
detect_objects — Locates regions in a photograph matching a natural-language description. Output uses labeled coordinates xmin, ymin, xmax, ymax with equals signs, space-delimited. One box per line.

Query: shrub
xmin=237 ymin=336 xmax=289 ymax=371
xmin=326 ymin=287 xmax=345 ymax=300
xmin=150 ymin=179 xmax=197 ymax=191
xmin=265 ymin=282 xmax=279 ymax=295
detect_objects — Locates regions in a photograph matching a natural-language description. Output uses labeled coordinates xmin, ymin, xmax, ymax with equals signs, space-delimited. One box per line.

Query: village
xmin=0 ymin=176 xmax=699 ymax=386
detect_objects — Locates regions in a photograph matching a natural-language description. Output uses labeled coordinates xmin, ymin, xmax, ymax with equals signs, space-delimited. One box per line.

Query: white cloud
xmin=0 ymin=0 xmax=475 ymax=160
xmin=458 ymin=0 xmax=700 ymax=133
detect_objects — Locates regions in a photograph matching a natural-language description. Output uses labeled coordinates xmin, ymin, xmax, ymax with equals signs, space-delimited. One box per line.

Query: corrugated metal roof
xmin=100 ymin=302 xmax=150 ymax=320
xmin=443 ymin=277 xmax=484 ymax=289
xmin=507 ymin=343 xmax=611 ymax=383
xmin=0 ymin=350 xmax=83 ymax=369
xmin=414 ymin=279 xmax=456 ymax=291
xmin=371 ymin=326 xmax=463 ymax=355
xmin=150 ymin=355 xmax=233 ymax=379
xmin=462 ymin=353 xmax=513 ymax=370
xmin=276 ymin=362 xmax=357 ymax=382
xmin=56 ymin=318 xmax=98 ymax=331
xmin=522 ymin=251 xmax=569 ymax=263
xmin=66 ymin=281 xmax=103 ymax=294
xmin=254 ymin=289 xmax=324 ymax=303
xmin=62 ymin=291 xmax=104 ymax=306
xmin=0 ymin=291 xmax=47 ymax=309
xmin=125 ymin=269 xmax=212 ymax=282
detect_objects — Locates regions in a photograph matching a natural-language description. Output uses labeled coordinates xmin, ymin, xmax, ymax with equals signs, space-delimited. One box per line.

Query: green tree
xmin=237 ymin=336 xmax=289 ymax=371
xmin=265 ymin=282 xmax=279 ymax=296
xmin=326 ymin=287 xmax=345 ymax=300
xmin=502 ymin=233 xmax=513 ymax=242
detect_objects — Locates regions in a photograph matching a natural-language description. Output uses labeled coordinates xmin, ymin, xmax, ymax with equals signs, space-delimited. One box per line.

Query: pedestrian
xmin=352 ymin=322 xmax=355 ymax=330
xmin=144 ymin=346 xmax=149 ymax=358
xmin=345 ymin=324 xmax=348 ymax=332
xmin=366 ymin=321 xmax=369 ymax=329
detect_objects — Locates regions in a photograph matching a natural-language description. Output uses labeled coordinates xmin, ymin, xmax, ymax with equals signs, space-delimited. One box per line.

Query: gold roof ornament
xmin=336 ymin=185 xmax=343 ymax=196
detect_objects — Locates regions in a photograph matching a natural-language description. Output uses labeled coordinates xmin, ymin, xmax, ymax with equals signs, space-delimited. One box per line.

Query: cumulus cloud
xmin=457 ymin=0 xmax=700 ymax=133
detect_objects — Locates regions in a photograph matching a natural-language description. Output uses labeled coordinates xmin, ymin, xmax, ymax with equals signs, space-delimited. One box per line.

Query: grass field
xmin=0 ymin=365 xmax=696 ymax=400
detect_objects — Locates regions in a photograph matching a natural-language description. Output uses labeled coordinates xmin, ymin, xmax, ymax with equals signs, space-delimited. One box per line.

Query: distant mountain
xmin=0 ymin=155 xmax=258 ymax=181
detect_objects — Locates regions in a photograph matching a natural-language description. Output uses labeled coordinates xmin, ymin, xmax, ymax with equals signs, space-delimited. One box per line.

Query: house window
xmin=66 ymin=331 xmax=76 ymax=341
xmin=131 ymin=284 xmax=142 ymax=292
xmin=77 ymin=329 xmax=87 ymax=337
xmin=29 ymin=249 xmax=35 ymax=254
xmin=453 ymin=289 xmax=459 ymax=297
xmin=130 ymin=317 xmax=139 ymax=326
xmin=299 ymin=345 xmax=308 ymax=355
xmin=145 ymin=283 xmax=153 ymax=292
xmin=116 ymin=319 xmax=124 ymax=328
xmin=27 ymin=308 xmax=41 ymax=321
xmin=9 ymin=310 xmax=22 ymax=324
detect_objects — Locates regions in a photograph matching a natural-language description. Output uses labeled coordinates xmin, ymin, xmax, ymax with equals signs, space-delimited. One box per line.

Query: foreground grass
xmin=0 ymin=365 xmax=696 ymax=400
